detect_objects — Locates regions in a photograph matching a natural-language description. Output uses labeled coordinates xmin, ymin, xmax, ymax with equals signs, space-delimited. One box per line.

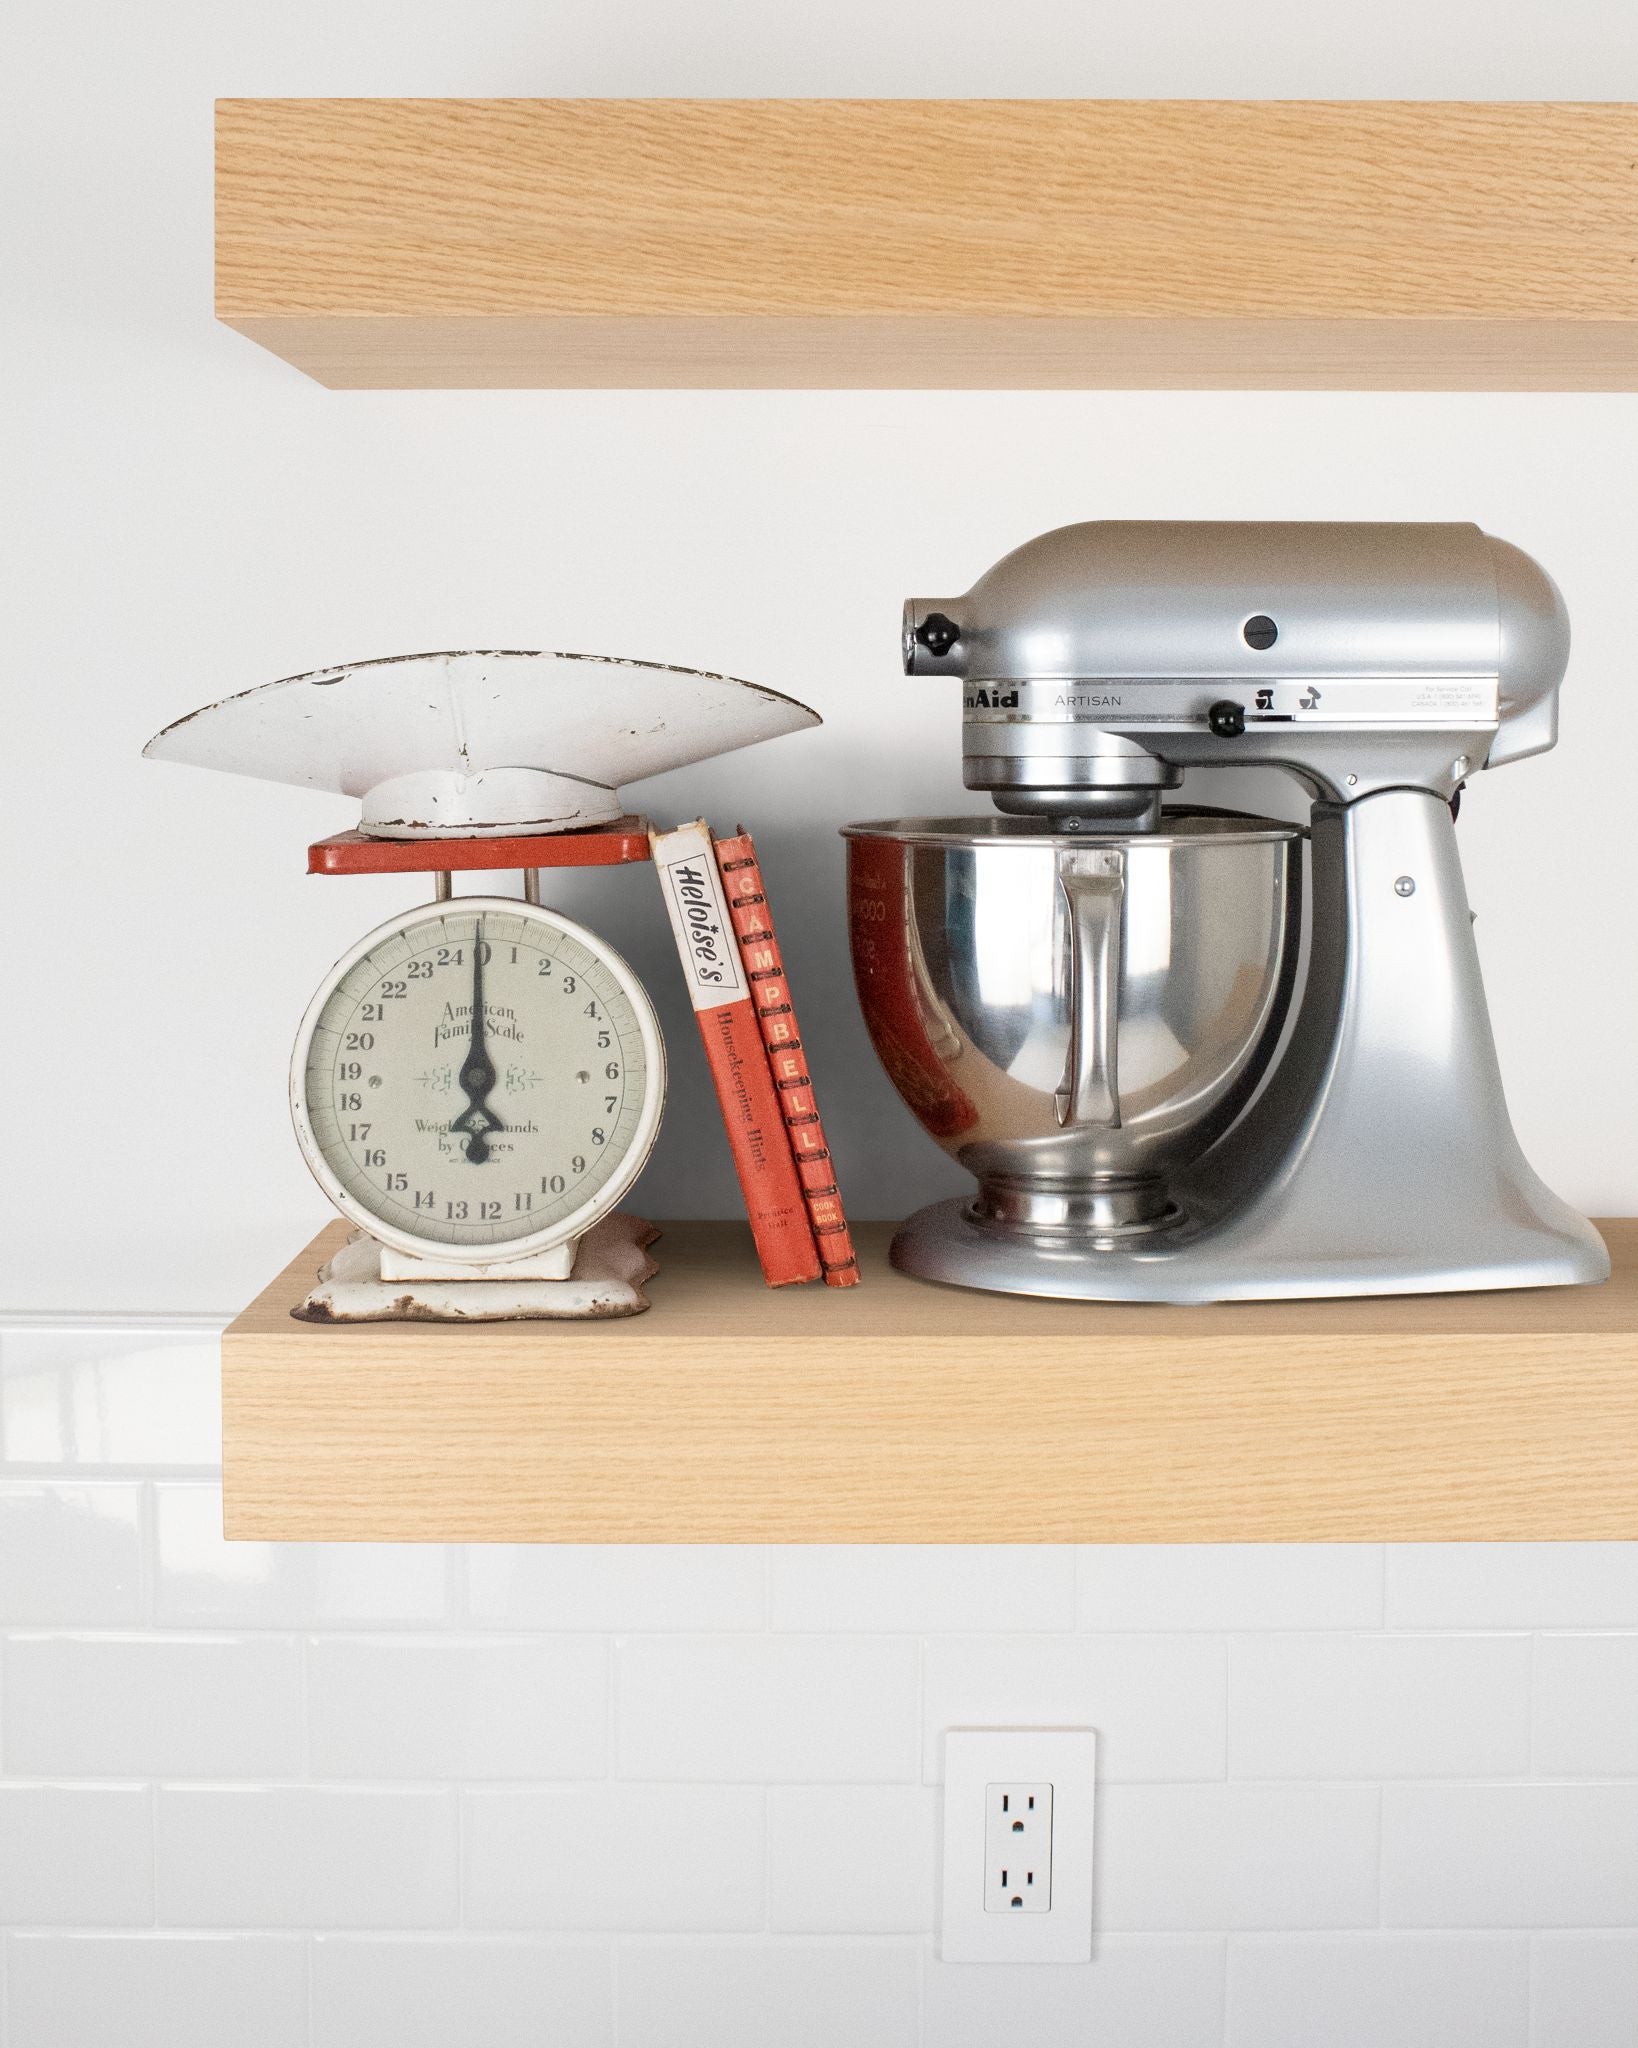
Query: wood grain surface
xmin=214 ymin=99 xmax=1638 ymax=389
xmin=222 ymin=1218 xmax=1638 ymax=1544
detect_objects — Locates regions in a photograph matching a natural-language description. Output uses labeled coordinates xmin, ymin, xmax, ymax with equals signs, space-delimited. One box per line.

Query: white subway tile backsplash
xmin=1386 ymin=1546 xmax=1638 ymax=1630
xmin=311 ymin=1542 xmax=455 ymax=1630
xmin=921 ymin=1634 xmax=1227 ymax=1783
xmin=1226 ymin=1934 xmax=1530 ymax=2047
xmin=1098 ymin=1784 xmax=1380 ymax=1932
xmin=617 ymin=1941 xmax=920 ymax=2048
xmin=156 ymin=1786 xmax=458 ymax=1928
xmin=3 ymin=1633 xmax=303 ymax=1777
xmin=154 ymin=1483 xmax=308 ymax=1628
xmin=923 ymin=1938 xmax=1226 ymax=2048
xmin=311 ymin=1936 xmax=614 ymax=2048
xmin=0 ymin=1331 xmax=220 ymax=1469
xmin=771 ymin=1545 xmax=1076 ymax=1632
xmin=3 ymin=1311 xmax=1637 ymax=2045
xmin=1383 ymin=1786 xmax=1638 ymax=1928
xmin=768 ymin=1785 xmax=936 ymax=1932
xmin=0 ymin=1482 xmax=142 ymax=1624
xmin=308 ymin=1636 xmax=607 ymax=1780
xmin=155 ymin=1484 xmax=454 ymax=1632
xmin=468 ymin=1546 xmax=764 ymax=1631
xmin=1530 ymin=1935 xmax=1638 ymax=2047
xmin=617 ymin=1636 xmax=919 ymax=1782
xmin=3 ymin=1933 xmax=306 ymax=2048
xmin=463 ymin=1785 xmax=763 ymax=1931
xmin=1532 ymin=1635 xmax=1638 ymax=1776
xmin=1078 ymin=1545 xmax=1384 ymax=1633
xmin=0 ymin=1786 xmax=153 ymax=1925
xmin=1229 ymin=1634 xmax=1533 ymax=1779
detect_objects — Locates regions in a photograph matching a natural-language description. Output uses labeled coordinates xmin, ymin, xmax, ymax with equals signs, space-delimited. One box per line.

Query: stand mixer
xmin=845 ymin=520 xmax=1608 ymax=1302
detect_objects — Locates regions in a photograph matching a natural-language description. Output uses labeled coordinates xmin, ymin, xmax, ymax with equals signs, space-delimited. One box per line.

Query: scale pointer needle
xmin=450 ymin=918 xmax=504 ymax=1163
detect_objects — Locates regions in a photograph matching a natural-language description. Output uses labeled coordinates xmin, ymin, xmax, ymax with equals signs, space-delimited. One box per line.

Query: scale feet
xmin=294 ymin=1213 xmax=660 ymax=1322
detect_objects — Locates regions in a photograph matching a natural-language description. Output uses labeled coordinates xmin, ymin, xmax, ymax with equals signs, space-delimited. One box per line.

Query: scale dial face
xmin=291 ymin=898 xmax=665 ymax=1262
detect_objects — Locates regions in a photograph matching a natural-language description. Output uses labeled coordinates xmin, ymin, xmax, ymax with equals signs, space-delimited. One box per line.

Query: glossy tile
xmin=1229 ymin=1633 xmax=1532 ymax=1779
xmin=768 ymin=1785 xmax=936 ymax=1932
xmin=1078 ymin=1545 xmax=1384 ymax=1632
xmin=616 ymin=1636 xmax=919 ymax=1782
xmin=310 ymin=1541 xmax=454 ymax=1629
xmin=1099 ymin=1784 xmax=1380 ymax=1931
xmin=923 ymin=1937 xmax=1225 ymax=2048
xmin=771 ymin=1545 xmax=1075 ymax=1632
xmin=922 ymin=1634 xmax=1227 ymax=1783
xmin=467 ymin=1545 xmax=763 ymax=1631
xmin=1386 ymin=1546 xmax=1638 ymax=1630
xmin=308 ymin=1636 xmax=607 ymax=1779
xmin=156 ymin=1786 xmax=459 ymax=1928
xmin=0 ymin=1481 xmax=143 ymax=1624
xmin=4 ymin=1933 xmax=306 ymax=2048
xmin=464 ymin=1785 xmax=763 ymax=1932
xmin=617 ymin=1940 xmax=920 ymax=2048
xmin=0 ymin=1786 xmax=153 ymax=1925
xmin=1532 ymin=1634 xmax=1638 ymax=1776
xmin=1530 ymin=1934 xmax=1638 ymax=2048
xmin=311 ymin=1936 xmax=613 ymax=2047
xmin=3 ymin=1633 xmax=302 ymax=1777
xmin=1383 ymin=1786 xmax=1638 ymax=1928
xmin=1226 ymin=1934 xmax=1529 ymax=2047
xmin=153 ymin=1483 xmax=308 ymax=1628
xmin=0 ymin=1330 xmax=220 ymax=1469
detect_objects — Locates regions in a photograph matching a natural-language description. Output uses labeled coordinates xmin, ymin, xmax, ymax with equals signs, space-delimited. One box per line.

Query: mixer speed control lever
xmin=1208 ymin=699 xmax=1247 ymax=738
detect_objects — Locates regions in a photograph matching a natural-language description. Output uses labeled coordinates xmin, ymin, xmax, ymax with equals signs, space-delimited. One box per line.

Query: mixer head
xmin=904 ymin=522 xmax=1569 ymax=826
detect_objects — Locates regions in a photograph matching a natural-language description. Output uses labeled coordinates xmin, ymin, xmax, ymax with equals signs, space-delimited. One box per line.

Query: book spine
xmin=714 ymin=831 xmax=861 ymax=1288
xmin=650 ymin=821 xmax=822 ymax=1287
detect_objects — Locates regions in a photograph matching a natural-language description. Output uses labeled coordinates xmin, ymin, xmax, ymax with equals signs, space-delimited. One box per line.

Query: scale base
xmin=293 ymin=1213 xmax=659 ymax=1322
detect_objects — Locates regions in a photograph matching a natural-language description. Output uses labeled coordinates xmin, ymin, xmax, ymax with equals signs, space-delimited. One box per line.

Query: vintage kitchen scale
xmin=145 ymin=649 xmax=819 ymax=1320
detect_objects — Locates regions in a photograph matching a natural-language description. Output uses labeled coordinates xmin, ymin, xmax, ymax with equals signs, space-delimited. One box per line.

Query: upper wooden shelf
xmin=222 ymin=1218 xmax=1638 ymax=1544
xmin=214 ymin=98 xmax=1638 ymax=391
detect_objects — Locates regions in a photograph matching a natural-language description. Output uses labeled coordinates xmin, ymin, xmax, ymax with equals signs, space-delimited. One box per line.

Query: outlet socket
xmin=986 ymin=1781 xmax=1053 ymax=1912
xmin=940 ymin=1728 xmax=1096 ymax=1963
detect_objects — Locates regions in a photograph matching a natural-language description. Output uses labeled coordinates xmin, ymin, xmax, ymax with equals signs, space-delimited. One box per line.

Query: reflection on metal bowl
xmin=844 ymin=810 xmax=1303 ymax=1241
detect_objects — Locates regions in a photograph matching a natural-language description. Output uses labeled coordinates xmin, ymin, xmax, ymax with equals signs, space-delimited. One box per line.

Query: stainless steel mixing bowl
xmin=844 ymin=810 xmax=1303 ymax=1238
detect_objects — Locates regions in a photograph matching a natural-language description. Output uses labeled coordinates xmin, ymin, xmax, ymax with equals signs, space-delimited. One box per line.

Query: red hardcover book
xmin=651 ymin=820 xmax=822 ymax=1287
xmin=713 ymin=830 xmax=861 ymax=1288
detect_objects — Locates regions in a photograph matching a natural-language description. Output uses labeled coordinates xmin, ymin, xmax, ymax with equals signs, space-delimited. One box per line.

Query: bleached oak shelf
xmin=222 ymin=1218 xmax=1638 ymax=1544
xmin=213 ymin=98 xmax=1638 ymax=391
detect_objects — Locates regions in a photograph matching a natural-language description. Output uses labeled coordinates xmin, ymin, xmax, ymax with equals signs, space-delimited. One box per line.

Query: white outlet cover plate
xmin=940 ymin=1727 xmax=1097 ymax=1963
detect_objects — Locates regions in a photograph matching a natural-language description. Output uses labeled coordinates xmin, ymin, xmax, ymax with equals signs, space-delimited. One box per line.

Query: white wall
xmin=6 ymin=0 xmax=1638 ymax=1309
xmin=3 ymin=1318 xmax=1638 ymax=2048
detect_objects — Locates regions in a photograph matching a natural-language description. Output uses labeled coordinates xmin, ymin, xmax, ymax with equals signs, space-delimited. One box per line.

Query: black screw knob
xmin=1243 ymin=614 xmax=1278 ymax=650
xmin=1208 ymin=699 xmax=1247 ymax=738
xmin=915 ymin=612 xmax=961 ymax=659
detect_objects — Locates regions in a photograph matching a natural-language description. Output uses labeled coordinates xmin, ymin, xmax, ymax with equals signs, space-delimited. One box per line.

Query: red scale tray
xmin=308 ymin=818 xmax=653 ymax=875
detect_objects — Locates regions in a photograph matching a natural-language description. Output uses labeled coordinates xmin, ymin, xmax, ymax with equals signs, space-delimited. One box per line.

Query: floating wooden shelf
xmin=215 ymin=98 xmax=1638 ymax=391
xmin=222 ymin=1218 xmax=1638 ymax=1543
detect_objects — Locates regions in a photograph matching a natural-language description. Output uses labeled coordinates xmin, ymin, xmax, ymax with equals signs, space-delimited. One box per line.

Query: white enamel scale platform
xmin=144 ymin=648 xmax=822 ymax=1321
xmin=142 ymin=647 xmax=820 ymax=838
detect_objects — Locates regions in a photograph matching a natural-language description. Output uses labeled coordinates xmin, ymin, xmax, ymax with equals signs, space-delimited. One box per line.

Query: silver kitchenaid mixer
xmin=844 ymin=520 xmax=1608 ymax=1302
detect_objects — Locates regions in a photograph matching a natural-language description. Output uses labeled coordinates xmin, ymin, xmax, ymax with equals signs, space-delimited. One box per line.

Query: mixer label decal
xmin=962 ymin=678 xmax=1499 ymax=722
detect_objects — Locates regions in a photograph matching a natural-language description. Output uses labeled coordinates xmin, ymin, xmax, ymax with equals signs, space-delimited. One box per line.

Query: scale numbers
xmin=291 ymin=898 xmax=665 ymax=1259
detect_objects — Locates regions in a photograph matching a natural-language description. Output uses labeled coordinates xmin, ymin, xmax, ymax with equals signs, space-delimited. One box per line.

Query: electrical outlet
xmin=986 ymin=1781 xmax=1053 ymax=1912
xmin=940 ymin=1728 xmax=1095 ymax=1963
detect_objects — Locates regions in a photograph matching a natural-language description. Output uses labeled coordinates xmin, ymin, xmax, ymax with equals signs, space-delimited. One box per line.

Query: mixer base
xmin=891 ymin=1197 xmax=1611 ymax=1306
